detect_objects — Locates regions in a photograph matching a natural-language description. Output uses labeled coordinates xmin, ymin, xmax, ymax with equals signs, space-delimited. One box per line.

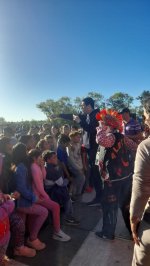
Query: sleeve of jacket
xmin=58 ymin=114 xmax=73 ymax=120
xmin=79 ymin=114 xmax=98 ymax=133
xmin=15 ymin=165 xmax=36 ymax=203
xmin=130 ymin=139 xmax=150 ymax=220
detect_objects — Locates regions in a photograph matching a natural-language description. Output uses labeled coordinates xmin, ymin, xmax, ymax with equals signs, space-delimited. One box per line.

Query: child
xmin=0 ymin=191 xmax=14 ymax=265
xmin=0 ymin=141 xmax=36 ymax=258
xmin=57 ymin=134 xmax=72 ymax=183
xmin=28 ymin=149 xmax=71 ymax=241
xmin=60 ymin=124 xmax=70 ymax=136
xmin=12 ymin=143 xmax=48 ymax=251
xmin=68 ymin=131 xmax=85 ymax=197
xmin=42 ymin=150 xmax=80 ymax=226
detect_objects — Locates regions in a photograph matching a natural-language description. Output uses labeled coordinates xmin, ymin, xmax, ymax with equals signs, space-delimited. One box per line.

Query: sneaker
xmin=14 ymin=245 xmax=36 ymax=257
xmin=71 ymin=196 xmax=78 ymax=203
xmin=87 ymin=199 xmax=101 ymax=207
xmin=53 ymin=229 xmax=71 ymax=242
xmin=95 ymin=231 xmax=114 ymax=241
xmin=65 ymin=217 xmax=80 ymax=226
xmin=27 ymin=238 xmax=46 ymax=250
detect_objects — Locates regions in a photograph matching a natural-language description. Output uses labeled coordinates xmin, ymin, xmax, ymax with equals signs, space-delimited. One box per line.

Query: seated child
xmin=28 ymin=149 xmax=71 ymax=241
xmin=42 ymin=150 xmax=80 ymax=226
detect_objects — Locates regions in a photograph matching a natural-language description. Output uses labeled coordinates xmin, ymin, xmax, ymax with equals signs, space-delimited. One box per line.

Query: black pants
xmin=88 ymin=148 xmax=102 ymax=201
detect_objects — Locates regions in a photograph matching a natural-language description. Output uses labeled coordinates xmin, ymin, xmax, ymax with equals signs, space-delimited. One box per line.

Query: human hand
xmin=2 ymin=194 xmax=11 ymax=202
xmin=35 ymin=196 xmax=44 ymax=203
xmin=130 ymin=217 xmax=140 ymax=245
xmin=11 ymin=191 xmax=20 ymax=200
xmin=73 ymin=115 xmax=81 ymax=123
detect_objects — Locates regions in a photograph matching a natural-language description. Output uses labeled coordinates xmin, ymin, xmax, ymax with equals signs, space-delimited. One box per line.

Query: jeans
xmin=101 ymin=176 xmax=132 ymax=238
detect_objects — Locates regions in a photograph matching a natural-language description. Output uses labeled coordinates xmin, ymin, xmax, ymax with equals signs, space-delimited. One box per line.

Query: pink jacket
xmin=31 ymin=163 xmax=49 ymax=201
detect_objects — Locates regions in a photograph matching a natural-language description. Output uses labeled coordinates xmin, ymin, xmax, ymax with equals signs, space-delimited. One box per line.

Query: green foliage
xmin=2 ymin=90 xmax=150 ymax=124
xmin=136 ymin=90 xmax=150 ymax=104
xmin=87 ymin=92 xmax=104 ymax=109
xmin=37 ymin=97 xmax=75 ymax=117
xmin=37 ymin=92 xmax=105 ymax=120
xmin=106 ymin=92 xmax=133 ymax=111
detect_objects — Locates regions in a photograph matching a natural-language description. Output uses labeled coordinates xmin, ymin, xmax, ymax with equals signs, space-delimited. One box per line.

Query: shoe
xmin=85 ymin=186 xmax=93 ymax=193
xmin=53 ymin=229 xmax=71 ymax=242
xmin=71 ymin=196 xmax=78 ymax=203
xmin=87 ymin=199 xmax=101 ymax=207
xmin=65 ymin=217 xmax=80 ymax=226
xmin=95 ymin=231 xmax=114 ymax=241
xmin=14 ymin=245 xmax=36 ymax=257
xmin=27 ymin=238 xmax=46 ymax=250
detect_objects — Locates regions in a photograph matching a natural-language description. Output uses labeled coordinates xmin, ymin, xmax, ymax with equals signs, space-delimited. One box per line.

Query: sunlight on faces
xmin=81 ymin=102 xmax=90 ymax=114
xmin=34 ymin=154 xmax=43 ymax=166
xmin=70 ymin=134 xmax=81 ymax=143
xmin=51 ymin=126 xmax=59 ymax=136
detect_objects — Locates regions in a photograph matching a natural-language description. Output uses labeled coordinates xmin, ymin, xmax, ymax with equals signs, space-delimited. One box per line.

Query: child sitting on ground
xmin=42 ymin=150 xmax=80 ymax=226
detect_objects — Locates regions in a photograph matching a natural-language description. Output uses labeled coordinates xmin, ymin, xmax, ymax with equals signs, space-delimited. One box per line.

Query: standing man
xmin=120 ymin=108 xmax=142 ymax=143
xmin=130 ymin=97 xmax=150 ymax=266
xmin=51 ymin=97 xmax=102 ymax=206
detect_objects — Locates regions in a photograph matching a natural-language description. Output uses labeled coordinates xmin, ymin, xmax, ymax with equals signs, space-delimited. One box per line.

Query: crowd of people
xmin=0 ymin=96 xmax=150 ymax=266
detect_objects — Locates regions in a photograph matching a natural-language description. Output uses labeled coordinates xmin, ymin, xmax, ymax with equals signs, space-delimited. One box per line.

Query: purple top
xmin=123 ymin=118 xmax=142 ymax=136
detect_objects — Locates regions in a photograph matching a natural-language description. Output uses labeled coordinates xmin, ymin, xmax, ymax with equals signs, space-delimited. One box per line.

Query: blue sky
xmin=0 ymin=0 xmax=150 ymax=121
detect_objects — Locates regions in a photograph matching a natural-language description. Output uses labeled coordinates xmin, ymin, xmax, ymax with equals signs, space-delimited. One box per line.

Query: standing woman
xmin=130 ymin=97 xmax=150 ymax=266
xmin=12 ymin=143 xmax=48 ymax=251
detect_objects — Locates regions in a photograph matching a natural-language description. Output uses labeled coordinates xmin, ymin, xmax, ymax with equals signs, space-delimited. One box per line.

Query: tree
xmin=37 ymin=97 xmax=75 ymax=117
xmin=106 ymin=92 xmax=133 ymax=111
xmin=135 ymin=90 xmax=150 ymax=117
xmin=136 ymin=90 xmax=150 ymax=104
xmin=87 ymin=91 xmax=104 ymax=109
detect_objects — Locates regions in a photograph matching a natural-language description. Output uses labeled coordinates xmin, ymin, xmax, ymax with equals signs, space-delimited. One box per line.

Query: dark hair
xmin=19 ymin=135 xmax=32 ymax=145
xmin=4 ymin=126 xmax=13 ymax=136
xmin=143 ymin=97 xmax=150 ymax=115
xmin=58 ymin=134 xmax=70 ymax=145
xmin=82 ymin=97 xmax=94 ymax=109
xmin=42 ymin=150 xmax=56 ymax=162
xmin=36 ymin=139 xmax=47 ymax=151
xmin=69 ymin=131 xmax=81 ymax=138
xmin=120 ymin=108 xmax=130 ymax=114
xmin=0 ymin=137 xmax=11 ymax=154
xmin=28 ymin=149 xmax=41 ymax=163
xmin=44 ymin=134 xmax=53 ymax=141
xmin=32 ymin=133 xmax=40 ymax=143
xmin=71 ymin=124 xmax=79 ymax=130
xmin=12 ymin=142 xmax=27 ymax=166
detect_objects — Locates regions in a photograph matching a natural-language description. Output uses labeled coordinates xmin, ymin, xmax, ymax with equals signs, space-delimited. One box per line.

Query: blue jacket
xmin=14 ymin=163 xmax=36 ymax=208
